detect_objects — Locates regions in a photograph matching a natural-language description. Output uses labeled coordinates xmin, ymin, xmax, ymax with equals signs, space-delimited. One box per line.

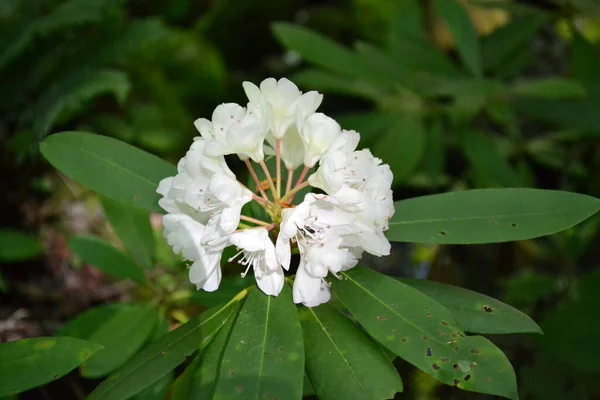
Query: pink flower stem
xmin=240 ymin=215 xmax=271 ymax=227
xmin=275 ymin=139 xmax=282 ymax=199
xmin=244 ymin=159 xmax=269 ymax=201
xmin=280 ymin=181 xmax=310 ymax=204
xmin=294 ymin=166 xmax=310 ymax=189
xmin=285 ymin=168 xmax=294 ymax=195
xmin=259 ymin=161 xmax=278 ymax=200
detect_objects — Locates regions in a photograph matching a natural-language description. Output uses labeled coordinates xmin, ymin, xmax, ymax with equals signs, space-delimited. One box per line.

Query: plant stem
xmin=241 ymin=215 xmax=271 ymax=226
xmin=286 ymin=168 xmax=294 ymax=195
xmin=276 ymin=139 xmax=282 ymax=199
xmin=244 ymin=159 xmax=269 ymax=201
xmin=294 ymin=165 xmax=310 ymax=189
xmin=280 ymin=181 xmax=310 ymax=204
xmin=259 ymin=160 xmax=278 ymax=200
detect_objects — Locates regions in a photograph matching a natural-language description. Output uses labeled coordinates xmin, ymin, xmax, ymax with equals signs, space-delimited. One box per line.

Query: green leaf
xmin=185 ymin=311 xmax=239 ymax=399
xmin=29 ymin=69 xmax=130 ymax=137
xmin=40 ymin=132 xmax=176 ymax=212
xmin=68 ymin=235 xmax=146 ymax=283
xmin=414 ymin=120 xmax=446 ymax=187
xmin=271 ymin=23 xmax=383 ymax=84
xmin=0 ymin=0 xmax=112 ymax=71
xmin=56 ymin=304 xmax=121 ymax=338
xmin=572 ymin=30 xmax=600 ymax=98
xmin=509 ymin=78 xmax=586 ymax=99
xmin=388 ymin=0 xmax=425 ymax=43
xmin=292 ymin=69 xmax=384 ymax=102
xmin=0 ymin=337 xmax=103 ymax=397
xmin=513 ymin=98 xmax=600 ymax=134
xmin=336 ymin=112 xmax=396 ymax=147
xmin=302 ymin=373 xmax=316 ymax=397
xmin=399 ymin=278 xmax=542 ymax=334
xmin=299 ymin=303 xmax=403 ymax=400
xmin=87 ymin=294 xmax=246 ymax=400
xmin=213 ymin=286 xmax=304 ymax=400
xmin=101 ymin=197 xmax=155 ymax=270
xmin=132 ymin=318 xmax=174 ymax=400
xmin=481 ymin=14 xmax=548 ymax=74
xmin=462 ymin=131 xmax=522 ymax=187
xmin=432 ymin=0 xmax=482 ymax=76
xmin=0 ymin=230 xmax=43 ymax=262
xmin=387 ymin=34 xmax=464 ymax=78
xmin=371 ymin=116 xmax=425 ymax=185
xmin=81 ymin=304 xmax=158 ymax=378
xmin=333 ymin=267 xmax=518 ymax=399
xmin=387 ymin=188 xmax=600 ymax=244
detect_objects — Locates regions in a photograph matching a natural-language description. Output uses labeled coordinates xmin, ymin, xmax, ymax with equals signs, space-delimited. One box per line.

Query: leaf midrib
xmin=389 ymin=206 xmax=590 ymax=227
xmin=308 ymin=308 xmax=373 ymax=400
xmin=82 ymin=147 xmax=159 ymax=187
xmin=255 ymin=295 xmax=271 ymax=400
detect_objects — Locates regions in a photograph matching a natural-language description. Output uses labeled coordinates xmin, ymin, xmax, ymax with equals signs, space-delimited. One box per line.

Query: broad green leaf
xmin=39 ymin=132 xmax=176 ymax=212
xmin=513 ymin=98 xmax=600 ymax=134
xmin=388 ymin=189 xmax=600 ymax=244
xmin=0 ymin=271 xmax=6 ymax=293
xmin=292 ymin=69 xmax=384 ymax=102
xmin=87 ymin=293 xmax=246 ymax=400
xmin=213 ymin=286 xmax=304 ymax=400
xmin=387 ymin=34 xmax=464 ymax=78
xmin=336 ymin=112 xmax=396 ymax=147
xmin=271 ymin=23 xmax=384 ymax=84
xmin=432 ymin=0 xmax=482 ymax=76
xmin=399 ymin=278 xmax=542 ymax=334
xmin=302 ymin=373 xmax=316 ymax=397
xmin=462 ymin=131 xmax=522 ymax=187
xmin=0 ymin=337 xmax=102 ymax=397
xmin=81 ymin=304 xmax=158 ymax=378
xmin=132 ymin=318 xmax=174 ymax=400
xmin=354 ymin=41 xmax=411 ymax=87
xmin=481 ymin=14 xmax=548 ymax=73
xmin=388 ymin=0 xmax=425 ymax=43
xmin=186 ymin=311 xmax=239 ymax=399
xmin=571 ymin=30 xmax=600 ymax=98
xmin=509 ymin=78 xmax=586 ymax=99
xmin=372 ymin=116 xmax=425 ymax=184
xmin=56 ymin=304 xmax=121 ymax=338
xmin=0 ymin=230 xmax=43 ymax=262
xmin=299 ymin=303 xmax=403 ymax=400
xmin=413 ymin=120 xmax=446 ymax=187
xmin=30 ymin=69 xmax=130 ymax=137
xmin=101 ymin=197 xmax=155 ymax=270
xmin=68 ymin=235 xmax=146 ymax=283
xmin=333 ymin=268 xmax=518 ymax=399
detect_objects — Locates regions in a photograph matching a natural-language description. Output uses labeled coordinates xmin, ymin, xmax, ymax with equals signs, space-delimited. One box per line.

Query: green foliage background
xmin=2 ymin=0 xmax=600 ymax=399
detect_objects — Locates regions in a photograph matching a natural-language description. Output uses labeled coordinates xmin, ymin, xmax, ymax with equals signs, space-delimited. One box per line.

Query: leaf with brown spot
xmin=398 ymin=278 xmax=542 ymax=334
xmin=333 ymin=267 xmax=518 ymax=399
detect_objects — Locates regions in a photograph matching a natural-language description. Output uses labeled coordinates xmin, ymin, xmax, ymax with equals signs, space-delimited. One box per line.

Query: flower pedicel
xmin=157 ymin=78 xmax=394 ymax=307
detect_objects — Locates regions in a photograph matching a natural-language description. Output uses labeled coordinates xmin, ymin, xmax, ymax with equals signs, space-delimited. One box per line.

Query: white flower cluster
xmin=157 ymin=78 xmax=394 ymax=307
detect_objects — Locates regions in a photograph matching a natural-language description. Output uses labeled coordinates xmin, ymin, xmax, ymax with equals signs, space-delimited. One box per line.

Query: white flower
xmin=158 ymin=77 xmax=394 ymax=305
xmin=299 ymin=113 xmax=341 ymax=167
xmin=162 ymin=214 xmax=225 ymax=292
xmin=243 ymin=77 xmax=322 ymax=139
xmin=293 ymin=261 xmax=331 ymax=307
xmin=195 ymin=102 xmax=269 ymax=162
xmin=229 ymin=228 xmax=284 ymax=296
